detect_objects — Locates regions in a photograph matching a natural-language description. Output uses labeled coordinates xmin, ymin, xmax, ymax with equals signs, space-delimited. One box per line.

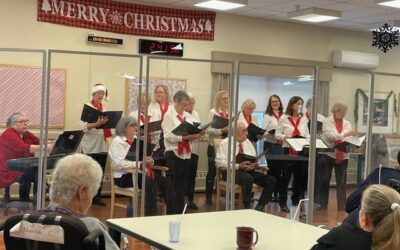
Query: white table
xmin=107 ymin=210 xmax=327 ymax=250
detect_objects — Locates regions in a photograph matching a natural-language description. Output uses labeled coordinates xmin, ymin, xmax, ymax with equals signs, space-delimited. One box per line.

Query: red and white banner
xmin=37 ymin=0 xmax=216 ymax=41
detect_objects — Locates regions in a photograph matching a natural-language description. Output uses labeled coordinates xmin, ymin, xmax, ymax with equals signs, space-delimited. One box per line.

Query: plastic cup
xmin=169 ymin=221 xmax=181 ymax=243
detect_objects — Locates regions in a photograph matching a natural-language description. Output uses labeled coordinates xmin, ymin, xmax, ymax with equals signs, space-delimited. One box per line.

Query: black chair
xmin=0 ymin=213 xmax=105 ymax=250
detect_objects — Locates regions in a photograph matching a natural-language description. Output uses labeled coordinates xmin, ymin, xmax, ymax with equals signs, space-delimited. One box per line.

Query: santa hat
xmin=91 ymin=83 xmax=109 ymax=101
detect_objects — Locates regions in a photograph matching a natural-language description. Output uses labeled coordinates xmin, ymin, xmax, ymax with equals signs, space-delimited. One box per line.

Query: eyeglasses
xmin=15 ymin=120 xmax=29 ymax=124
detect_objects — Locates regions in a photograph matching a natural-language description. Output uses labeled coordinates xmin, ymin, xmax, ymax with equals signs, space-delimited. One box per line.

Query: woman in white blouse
xmin=238 ymin=99 xmax=260 ymax=143
xmin=275 ymin=96 xmax=309 ymax=212
xmin=205 ymin=90 xmax=229 ymax=205
xmin=321 ymin=103 xmax=357 ymax=210
xmin=162 ymin=90 xmax=200 ymax=214
xmin=263 ymin=94 xmax=284 ymax=202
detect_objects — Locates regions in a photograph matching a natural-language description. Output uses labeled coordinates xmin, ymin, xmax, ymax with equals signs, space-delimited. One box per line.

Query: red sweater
xmin=0 ymin=128 xmax=39 ymax=188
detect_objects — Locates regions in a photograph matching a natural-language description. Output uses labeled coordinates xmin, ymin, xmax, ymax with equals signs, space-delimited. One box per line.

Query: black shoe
xmin=187 ymin=202 xmax=199 ymax=210
xmin=272 ymin=196 xmax=279 ymax=202
xmin=254 ymin=204 xmax=265 ymax=212
xmin=92 ymin=197 xmax=106 ymax=206
xmin=206 ymin=198 xmax=214 ymax=206
xmin=279 ymin=203 xmax=289 ymax=213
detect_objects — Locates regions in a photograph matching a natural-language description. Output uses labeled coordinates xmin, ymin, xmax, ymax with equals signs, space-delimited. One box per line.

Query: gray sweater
xmin=81 ymin=217 xmax=120 ymax=250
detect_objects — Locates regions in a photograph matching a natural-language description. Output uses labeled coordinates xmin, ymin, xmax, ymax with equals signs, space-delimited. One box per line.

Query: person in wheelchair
xmin=46 ymin=153 xmax=119 ymax=250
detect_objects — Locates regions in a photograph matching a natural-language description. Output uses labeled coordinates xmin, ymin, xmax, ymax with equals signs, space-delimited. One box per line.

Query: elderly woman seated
xmin=46 ymin=153 xmax=119 ymax=250
xmin=109 ymin=116 xmax=157 ymax=215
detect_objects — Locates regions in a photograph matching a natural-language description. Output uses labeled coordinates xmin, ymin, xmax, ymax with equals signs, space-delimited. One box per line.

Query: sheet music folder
xmin=80 ymin=104 xmax=122 ymax=129
xmin=285 ymin=138 xmax=328 ymax=152
xmin=236 ymin=148 xmax=269 ymax=164
xmin=51 ymin=130 xmax=84 ymax=156
xmin=307 ymin=121 xmax=323 ymax=133
xmin=140 ymin=120 xmax=162 ymax=132
xmin=125 ymin=138 xmax=156 ymax=161
xmin=247 ymin=123 xmax=266 ymax=142
xmin=334 ymin=135 xmax=366 ymax=152
xmin=211 ymin=115 xmax=229 ymax=129
xmin=172 ymin=122 xmax=201 ymax=136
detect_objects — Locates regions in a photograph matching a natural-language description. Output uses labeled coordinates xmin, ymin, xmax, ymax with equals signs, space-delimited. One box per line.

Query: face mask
xmin=297 ymin=105 xmax=303 ymax=114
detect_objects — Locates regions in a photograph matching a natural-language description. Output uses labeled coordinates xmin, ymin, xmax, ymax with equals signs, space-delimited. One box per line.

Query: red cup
xmin=236 ymin=226 xmax=258 ymax=249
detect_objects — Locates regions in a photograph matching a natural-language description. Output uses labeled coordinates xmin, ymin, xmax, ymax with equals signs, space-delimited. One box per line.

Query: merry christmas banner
xmin=37 ymin=0 xmax=216 ymax=40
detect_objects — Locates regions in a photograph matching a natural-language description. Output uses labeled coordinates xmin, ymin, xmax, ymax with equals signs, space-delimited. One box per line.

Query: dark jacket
xmin=311 ymin=223 xmax=371 ymax=250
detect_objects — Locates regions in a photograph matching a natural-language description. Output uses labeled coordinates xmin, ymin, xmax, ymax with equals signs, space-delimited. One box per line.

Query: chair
xmin=214 ymin=139 xmax=268 ymax=211
xmin=0 ymin=213 xmax=105 ymax=250
xmin=109 ymin=155 xmax=141 ymax=218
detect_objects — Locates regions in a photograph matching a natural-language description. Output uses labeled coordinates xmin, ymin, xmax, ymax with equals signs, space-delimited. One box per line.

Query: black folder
xmin=211 ymin=115 xmax=229 ymax=129
xmin=50 ymin=130 xmax=84 ymax=156
xmin=307 ymin=120 xmax=323 ymax=133
xmin=140 ymin=120 xmax=162 ymax=132
xmin=268 ymin=129 xmax=276 ymax=135
xmin=125 ymin=138 xmax=156 ymax=161
xmin=236 ymin=153 xmax=257 ymax=164
xmin=193 ymin=122 xmax=212 ymax=131
xmin=80 ymin=104 xmax=122 ymax=129
xmin=247 ymin=123 xmax=266 ymax=142
xmin=172 ymin=122 xmax=201 ymax=136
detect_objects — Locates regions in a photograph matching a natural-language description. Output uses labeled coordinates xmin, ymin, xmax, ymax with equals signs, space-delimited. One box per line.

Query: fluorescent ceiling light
xmin=376 ymin=0 xmax=400 ymax=8
xmin=369 ymin=20 xmax=400 ymax=31
xmin=283 ymin=81 xmax=295 ymax=86
xmin=193 ymin=0 xmax=247 ymax=11
xmin=288 ymin=8 xmax=341 ymax=23
xmin=297 ymin=75 xmax=314 ymax=81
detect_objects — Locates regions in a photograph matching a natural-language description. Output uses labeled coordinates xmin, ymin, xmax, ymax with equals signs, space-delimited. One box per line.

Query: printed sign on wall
xmin=38 ymin=0 xmax=216 ymax=41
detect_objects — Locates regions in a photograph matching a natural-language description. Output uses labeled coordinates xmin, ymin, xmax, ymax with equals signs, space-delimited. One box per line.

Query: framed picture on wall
xmin=357 ymin=91 xmax=394 ymax=133
xmin=125 ymin=77 xmax=186 ymax=114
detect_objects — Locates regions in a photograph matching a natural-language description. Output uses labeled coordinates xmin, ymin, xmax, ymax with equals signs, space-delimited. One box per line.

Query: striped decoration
xmin=0 ymin=65 xmax=65 ymax=127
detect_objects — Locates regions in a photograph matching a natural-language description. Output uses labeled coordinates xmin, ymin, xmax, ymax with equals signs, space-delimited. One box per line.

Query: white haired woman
xmin=46 ymin=154 xmax=119 ymax=250
xmin=80 ymin=83 xmax=111 ymax=206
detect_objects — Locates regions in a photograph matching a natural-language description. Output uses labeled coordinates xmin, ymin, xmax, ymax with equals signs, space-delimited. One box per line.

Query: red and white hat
xmin=91 ymin=83 xmax=109 ymax=101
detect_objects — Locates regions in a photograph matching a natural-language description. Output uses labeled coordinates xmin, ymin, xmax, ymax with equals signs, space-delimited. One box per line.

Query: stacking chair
xmin=109 ymin=156 xmax=141 ymax=218
xmin=0 ymin=213 xmax=105 ymax=250
xmin=214 ymin=139 xmax=268 ymax=211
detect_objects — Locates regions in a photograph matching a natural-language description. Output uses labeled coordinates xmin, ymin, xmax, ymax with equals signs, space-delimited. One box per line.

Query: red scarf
xmin=334 ymin=118 xmax=344 ymax=164
xmin=159 ymin=102 xmax=169 ymax=121
xmin=244 ymin=114 xmax=252 ymax=125
xmin=273 ymin=111 xmax=281 ymax=121
xmin=219 ymin=110 xmax=228 ymax=119
xmin=238 ymin=143 xmax=244 ymax=154
xmin=288 ymin=116 xmax=301 ymax=156
xmin=90 ymin=99 xmax=112 ymax=140
xmin=176 ymin=115 xmax=191 ymax=155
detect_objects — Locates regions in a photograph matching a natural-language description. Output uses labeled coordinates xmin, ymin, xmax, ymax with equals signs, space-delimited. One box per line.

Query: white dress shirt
xmin=189 ymin=110 xmax=201 ymax=156
xmin=322 ymin=115 xmax=353 ymax=159
xmin=207 ymin=108 xmax=228 ymax=146
xmin=215 ymin=137 xmax=256 ymax=170
xmin=108 ymin=135 xmax=137 ymax=178
xmin=162 ymin=107 xmax=194 ymax=159
xmin=80 ymin=102 xmax=109 ymax=154
xmin=275 ymin=114 xmax=310 ymax=148
xmin=262 ymin=113 xmax=280 ymax=133
xmin=148 ymin=102 xmax=173 ymax=121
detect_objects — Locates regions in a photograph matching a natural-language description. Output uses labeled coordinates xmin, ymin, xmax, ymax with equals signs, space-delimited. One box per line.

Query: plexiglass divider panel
xmin=318 ymin=68 xmax=372 ymax=228
xmin=0 ymin=49 xmax=46 ymax=220
xmin=236 ymin=61 xmax=317 ymax=223
xmin=145 ymin=56 xmax=234 ymax=217
xmin=49 ymin=50 xmax=142 ymax=217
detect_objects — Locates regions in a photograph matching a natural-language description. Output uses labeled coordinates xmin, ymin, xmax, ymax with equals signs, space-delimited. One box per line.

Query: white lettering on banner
xmin=39 ymin=0 xmax=215 ymax=40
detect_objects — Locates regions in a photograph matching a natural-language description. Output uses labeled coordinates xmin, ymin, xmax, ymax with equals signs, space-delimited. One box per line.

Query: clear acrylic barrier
xmin=0 ymin=49 xmax=46 ymax=221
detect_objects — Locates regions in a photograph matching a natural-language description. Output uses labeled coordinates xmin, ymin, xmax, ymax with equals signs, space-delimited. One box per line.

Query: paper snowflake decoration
xmin=109 ymin=11 xmax=123 ymax=25
xmin=372 ymin=23 xmax=399 ymax=53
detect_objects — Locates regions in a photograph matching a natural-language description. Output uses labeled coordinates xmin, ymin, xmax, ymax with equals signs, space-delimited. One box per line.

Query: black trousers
xmin=114 ymin=173 xmax=159 ymax=216
xmin=205 ymin=145 xmax=216 ymax=200
xmin=88 ymin=153 xmax=107 ymax=200
xmin=165 ymin=151 xmax=190 ymax=215
xmin=264 ymin=142 xmax=284 ymax=197
xmin=317 ymin=156 xmax=348 ymax=210
xmin=236 ymin=170 xmax=277 ymax=208
xmin=17 ymin=169 xmax=36 ymax=202
xmin=185 ymin=154 xmax=198 ymax=203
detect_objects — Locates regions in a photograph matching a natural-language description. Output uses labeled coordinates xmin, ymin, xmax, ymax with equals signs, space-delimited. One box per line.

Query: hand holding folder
xmin=334 ymin=135 xmax=366 ymax=152
xmin=80 ymin=104 xmax=122 ymax=129
xmin=172 ymin=122 xmax=201 ymax=136
xmin=247 ymin=123 xmax=266 ymax=142
xmin=140 ymin=120 xmax=162 ymax=133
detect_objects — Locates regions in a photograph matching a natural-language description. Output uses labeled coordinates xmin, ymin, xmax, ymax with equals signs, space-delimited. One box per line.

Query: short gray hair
xmin=6 ymin=112 xmax=25 ymax=127
xmin=306 ymin=98 xmax=312 ymax=109
xmin=115 ymin=116 xmax=137 ymax=137
xmin=50 ymin=154 xmax=102 ymax=204
xmin=173 ymin=90 xmax=190 ymax=103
